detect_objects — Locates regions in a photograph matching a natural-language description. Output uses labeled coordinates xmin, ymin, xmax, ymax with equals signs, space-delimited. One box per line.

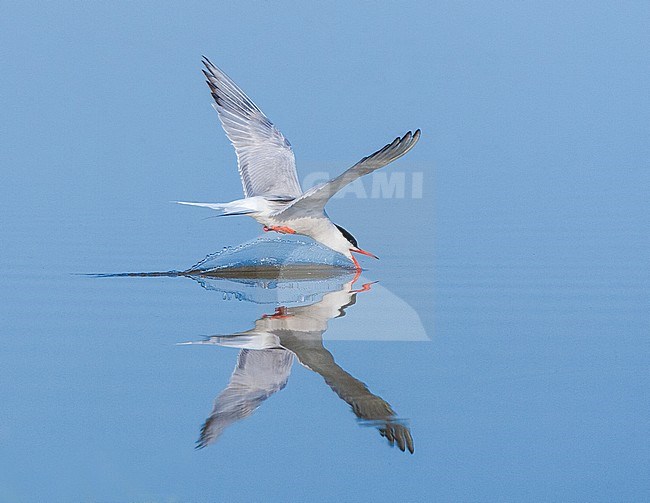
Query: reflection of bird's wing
xmin=280 ymin=334 xmax=414 ymax=453
xmin=203 ymin=57 xmax=302 ymax=199
xmin=197 ymin=348 xmax=294 ymax=448
xmin=274 ymin=130 xmax=420 ymax=218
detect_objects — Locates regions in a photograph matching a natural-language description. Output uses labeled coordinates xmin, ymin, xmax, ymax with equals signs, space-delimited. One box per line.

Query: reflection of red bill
xmin=351 ymin=281 xmax=379 ymax=294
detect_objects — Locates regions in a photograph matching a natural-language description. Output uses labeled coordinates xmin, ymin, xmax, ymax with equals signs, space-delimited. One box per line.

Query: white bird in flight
xmin=178 ymin=57 xmax=421 ymax=271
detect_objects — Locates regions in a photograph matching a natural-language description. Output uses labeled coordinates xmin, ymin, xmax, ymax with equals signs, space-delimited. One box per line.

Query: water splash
xmin=87 ymin=235 xmax=356 ymax=306
xmin=189 ymin=235 xmax=354 ymax=272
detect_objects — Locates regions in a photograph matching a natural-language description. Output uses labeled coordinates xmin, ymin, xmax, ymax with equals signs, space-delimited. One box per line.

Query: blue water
xmin=1 ymin=2 xmax=649 ymax=501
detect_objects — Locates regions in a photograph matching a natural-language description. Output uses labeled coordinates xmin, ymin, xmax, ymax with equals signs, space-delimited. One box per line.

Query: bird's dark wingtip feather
xmin=202 ymin=57 xmax=217 ymax=77
xmin=202 ymin=69 xmax=216 ymax=88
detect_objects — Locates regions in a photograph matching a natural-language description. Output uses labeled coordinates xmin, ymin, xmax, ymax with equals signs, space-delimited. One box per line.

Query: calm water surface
xmin=1 ymin=214 xmax=648 ymax=501
xmin=2 ymin=2 xmax=650 ymax=501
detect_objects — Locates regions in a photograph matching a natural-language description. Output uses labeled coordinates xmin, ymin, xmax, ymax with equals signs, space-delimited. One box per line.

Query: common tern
xmin=178 ymin=57 xmax=421 ymax=271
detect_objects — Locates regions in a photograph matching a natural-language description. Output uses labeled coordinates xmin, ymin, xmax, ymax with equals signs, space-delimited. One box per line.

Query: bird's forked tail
xmin=174 ymin=200 xmax=256 ymax=216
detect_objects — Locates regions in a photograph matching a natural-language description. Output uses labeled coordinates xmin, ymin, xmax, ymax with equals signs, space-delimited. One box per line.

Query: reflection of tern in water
xmin=182 ymin=279 xmax=414 ymax=453
xmin=177 ymin=57 xmax=421 ymax=271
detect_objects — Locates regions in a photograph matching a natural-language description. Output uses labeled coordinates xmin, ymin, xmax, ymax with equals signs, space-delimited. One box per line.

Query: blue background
xmin=1 ymin=1 xmax=649 ymax=501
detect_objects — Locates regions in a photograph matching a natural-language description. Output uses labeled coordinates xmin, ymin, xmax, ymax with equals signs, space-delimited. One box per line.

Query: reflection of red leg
xmin=262 ymin=306 xmax=292 ymax=319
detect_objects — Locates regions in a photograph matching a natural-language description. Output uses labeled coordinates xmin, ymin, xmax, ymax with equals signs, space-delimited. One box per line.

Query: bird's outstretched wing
xmin=197 ymin=348 xmax=294 ymax=448
xmin=203 ymin=57 xmax=303 ymax=199
xmin=274 ymin=130 xmax=420 ymax=218
xmin=281 ymin=334 xmax=414 ymax=453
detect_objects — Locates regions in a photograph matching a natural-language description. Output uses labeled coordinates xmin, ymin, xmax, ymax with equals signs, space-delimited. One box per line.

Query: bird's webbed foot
xmin=263 ymin=225 xmax=296 ymax=234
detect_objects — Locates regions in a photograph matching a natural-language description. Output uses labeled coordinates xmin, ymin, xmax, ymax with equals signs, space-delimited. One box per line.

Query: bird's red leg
xmin=264 ymin=225 xmax=296 ymax=234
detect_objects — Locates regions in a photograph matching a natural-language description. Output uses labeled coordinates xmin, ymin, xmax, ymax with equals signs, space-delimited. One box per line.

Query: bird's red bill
xmin=352 ymin=248 xmax=379 ymax=260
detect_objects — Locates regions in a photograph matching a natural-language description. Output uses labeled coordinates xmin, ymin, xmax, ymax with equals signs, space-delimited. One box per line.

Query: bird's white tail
xmin=175 ymin=200 xmax=256 ymax=216
xmin=174 ymin=197 xmax=278 ymax=216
